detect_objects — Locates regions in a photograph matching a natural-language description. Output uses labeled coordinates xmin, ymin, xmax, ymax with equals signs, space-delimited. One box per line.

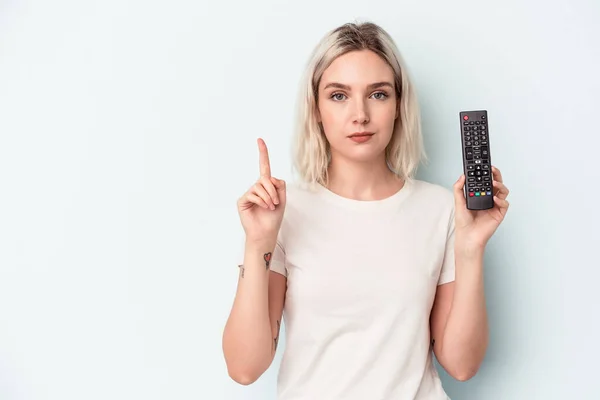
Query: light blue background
xmin=0 ymin=0 xmax=597 ymax=399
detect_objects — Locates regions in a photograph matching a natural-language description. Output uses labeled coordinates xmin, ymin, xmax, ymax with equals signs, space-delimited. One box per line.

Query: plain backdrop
xmin=1 ymin=0 xmax=598 ymax=399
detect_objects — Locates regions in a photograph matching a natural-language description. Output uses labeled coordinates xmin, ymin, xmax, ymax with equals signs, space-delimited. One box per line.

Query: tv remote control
xmin=459 ymin=110 xmax=493 ymax=210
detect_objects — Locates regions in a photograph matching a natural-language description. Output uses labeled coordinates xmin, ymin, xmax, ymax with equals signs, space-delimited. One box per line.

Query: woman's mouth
xmin=348 ymin=132 xmax=374 ymax=143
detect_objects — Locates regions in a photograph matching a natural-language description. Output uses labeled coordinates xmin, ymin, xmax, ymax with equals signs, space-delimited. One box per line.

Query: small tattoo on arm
xmin=264 ymin=252 xmax=272 ymax=270
xmin=431 ymin=339 xmax=435 ymax=348
xmin=239 ymin=264 xmax=245 ymax=278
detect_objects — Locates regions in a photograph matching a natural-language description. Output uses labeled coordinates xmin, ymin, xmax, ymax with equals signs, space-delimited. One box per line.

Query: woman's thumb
xmin=271 ymin=177 xmax=286 ymax=205
xmin=271 ymin=177 xmax=286 ymax=191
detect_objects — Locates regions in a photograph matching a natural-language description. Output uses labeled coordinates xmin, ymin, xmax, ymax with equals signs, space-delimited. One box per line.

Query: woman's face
xmin=317 ymin=49 xmax=399 ymax=164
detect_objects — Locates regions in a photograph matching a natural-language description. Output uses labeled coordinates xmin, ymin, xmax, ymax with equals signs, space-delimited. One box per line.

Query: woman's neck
xmin=325 ymin=155 xmax=404 ymax=201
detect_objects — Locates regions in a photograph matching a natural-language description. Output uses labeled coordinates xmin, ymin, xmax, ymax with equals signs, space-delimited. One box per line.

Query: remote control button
xmin=482 ymin=170 xmax=489 ymax=176
xmin=466 ymin=141 xmax=472 ymax=146
xmin=482 ymin=115 xmax=486 ymax=119
xmin=470 ymin=121 xmax=474 ymax=125
xmin=475 ymin=192 xmax=480 ymax=196
xmin=468 ymin=171 xmax=475 ymax=177
xmin=464 ymin=115 xmax=469 ymax=120
xmin=475 ymin=121 xmax=480 ymax=125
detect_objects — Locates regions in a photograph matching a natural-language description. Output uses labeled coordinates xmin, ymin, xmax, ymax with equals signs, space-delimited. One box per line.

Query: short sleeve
xmin=437 ymin=202 xmax=456 ymax=285
xmin=237 ymin=240 xmax=288 ymax=278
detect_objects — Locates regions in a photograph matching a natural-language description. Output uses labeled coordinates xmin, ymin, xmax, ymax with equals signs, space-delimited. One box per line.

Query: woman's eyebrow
xmin=322 ymin=81 xmax=394 ymax=91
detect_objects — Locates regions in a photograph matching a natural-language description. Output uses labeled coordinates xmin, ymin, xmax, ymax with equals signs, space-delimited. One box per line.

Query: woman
xmin=222 ymin=21 xmax=510 ymax=400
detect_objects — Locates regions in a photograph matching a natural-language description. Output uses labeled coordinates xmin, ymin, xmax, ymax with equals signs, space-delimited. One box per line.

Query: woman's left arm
xmin=430 ymin=166 xmax=510 ymax=381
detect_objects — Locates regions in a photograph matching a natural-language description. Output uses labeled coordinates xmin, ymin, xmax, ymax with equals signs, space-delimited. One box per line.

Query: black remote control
xmin=459 ymin=110 xmax=493 ymax=210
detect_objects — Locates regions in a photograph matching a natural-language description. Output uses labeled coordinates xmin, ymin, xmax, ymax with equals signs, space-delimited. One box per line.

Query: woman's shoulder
xmin=410 ymin=178 xmax=453 ymax=195
xmin=284 ymin=180 xmax=322 ymax=201
xmin=408 ymin=178 xmax=455 ymax=209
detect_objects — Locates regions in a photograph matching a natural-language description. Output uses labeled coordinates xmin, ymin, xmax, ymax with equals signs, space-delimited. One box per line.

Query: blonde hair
xmin=292 ymin=21 xmax=427 ymax=187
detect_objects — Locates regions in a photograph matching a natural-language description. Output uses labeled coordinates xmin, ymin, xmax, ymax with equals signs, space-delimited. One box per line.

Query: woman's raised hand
xmin=237 ymin=139 xmax=287 ymax=243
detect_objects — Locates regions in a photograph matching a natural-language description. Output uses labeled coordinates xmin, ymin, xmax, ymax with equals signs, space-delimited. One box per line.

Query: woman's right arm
xmin=222 ymin=138 xmax=287 ymax=385
xmin=222 ymin=238 xmax=286 ymax=385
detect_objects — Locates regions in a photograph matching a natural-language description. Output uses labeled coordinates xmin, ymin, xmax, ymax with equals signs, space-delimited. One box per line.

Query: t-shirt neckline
xmin=314 ymin=178 xmax=414 ymax=211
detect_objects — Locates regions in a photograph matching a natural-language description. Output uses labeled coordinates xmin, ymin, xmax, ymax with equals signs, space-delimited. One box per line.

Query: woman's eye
xmin=372 ymin=92 xmax=388 ymax=100
xmin=331 ymin=93 xmax=346 ymax=101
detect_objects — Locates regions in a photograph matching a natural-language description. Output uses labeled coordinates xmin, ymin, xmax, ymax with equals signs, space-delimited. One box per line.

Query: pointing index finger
xmin=258 ymin=138 xmax=272 ymax=178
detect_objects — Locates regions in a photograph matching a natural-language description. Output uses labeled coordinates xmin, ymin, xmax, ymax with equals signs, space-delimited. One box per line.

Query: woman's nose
xmin=353 ymin=99 xmax=369 ymax=124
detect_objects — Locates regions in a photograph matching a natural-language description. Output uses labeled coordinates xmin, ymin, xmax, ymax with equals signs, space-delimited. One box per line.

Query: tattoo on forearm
xmin=431 ymin=338 xmax=435 ymax=348
xmin=273 ymin=320 xmax=281 ymax=351
xmin=264 ymin=252 xmax=272 ymax=270
xmin=239 ymin=265 xmax=245 ymax=279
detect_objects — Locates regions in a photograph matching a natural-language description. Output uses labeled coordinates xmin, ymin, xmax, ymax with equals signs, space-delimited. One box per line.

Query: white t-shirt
xmin=256 ymin=178 xmax=455 ymax=400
